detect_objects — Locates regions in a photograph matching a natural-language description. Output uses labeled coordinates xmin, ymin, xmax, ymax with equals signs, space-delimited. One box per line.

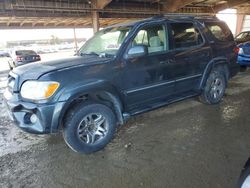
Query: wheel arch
xmin=51 ymin=82 xmax=124 ymax=133
xmin=199 ymin=57 xmax=230 ymax=90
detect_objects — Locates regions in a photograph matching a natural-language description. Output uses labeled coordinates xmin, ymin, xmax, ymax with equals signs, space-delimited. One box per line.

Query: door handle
xmin=160 ymin=59 xmax=175 ymax=65
xmin=160 ymin=60 xmax=168 ymax=65
xmin=168 ymin=59 xmax=175 ymax=63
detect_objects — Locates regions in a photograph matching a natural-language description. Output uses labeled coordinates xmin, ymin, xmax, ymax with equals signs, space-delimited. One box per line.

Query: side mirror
xmin=125 ymin=45 xmax=148 ymax=59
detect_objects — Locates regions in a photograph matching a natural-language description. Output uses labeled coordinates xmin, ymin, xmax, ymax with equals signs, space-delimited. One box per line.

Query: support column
xmin=92 ymin=11 xmax=100 ymax=33
xmin=73 ymin=28 xmax=78 ymax=52
xmin=236 ymin=13 xmax=245 ymax=35
xmin=91 ymin=0 xmax=100 ymax=33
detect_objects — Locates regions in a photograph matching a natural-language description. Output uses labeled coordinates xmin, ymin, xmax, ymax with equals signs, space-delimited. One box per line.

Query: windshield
xmin=236 ymin=32 xmax=250 ymax=39
xmin=78 ymin=26 xmax=132 ymax=57
xmin=236 ymin=33 xmax=248 ymax=39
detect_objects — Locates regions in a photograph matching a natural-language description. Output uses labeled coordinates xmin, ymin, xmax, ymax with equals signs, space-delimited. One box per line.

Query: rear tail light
xmin=16 ymin=56 xmax=24 ymax=62
xmin=234 ymin=47 xmax=240 ymax=54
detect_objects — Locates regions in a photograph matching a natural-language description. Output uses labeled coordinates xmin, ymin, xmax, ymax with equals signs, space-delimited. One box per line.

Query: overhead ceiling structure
xmin=0 ymin=0 xmax=249 ymax=29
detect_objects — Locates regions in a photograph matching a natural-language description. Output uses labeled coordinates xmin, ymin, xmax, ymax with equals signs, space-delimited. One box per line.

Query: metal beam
xmin=214 ymin=0 xmax=249 ymax=12
xmin=7 ymin=17 xmax=14 ymax=26
xmin=20 ymin=20 xmax=26 ymax=26
xmin=161 ymin=0 xmax=196 ymax=12
xmin=96 ymin=0 xmax=112 ymax=9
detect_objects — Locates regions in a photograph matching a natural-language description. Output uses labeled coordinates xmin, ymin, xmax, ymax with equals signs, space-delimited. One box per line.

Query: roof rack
xmin=152 ymin=13 xmax=217 ymax=20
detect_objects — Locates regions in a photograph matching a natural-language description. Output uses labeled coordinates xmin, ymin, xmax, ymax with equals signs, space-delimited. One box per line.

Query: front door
xmin=120 ymin=23 xmax=176 ymax=111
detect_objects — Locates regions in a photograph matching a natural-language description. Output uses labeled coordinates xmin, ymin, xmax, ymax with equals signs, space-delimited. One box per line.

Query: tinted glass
xmin=133 ymin=24 xmax=168 ymax=54
xmin=236 ymin=32 xmax=250 ymax=39
xmin=16 ymin=50 xmax=37 ymax=56
xmin=79 ymin=26 xmax=131 ymax=57
xmin=206 ymin=22 xmax=234 ymax=42
xmin=170 ymin=23 xmax=203 ymax=49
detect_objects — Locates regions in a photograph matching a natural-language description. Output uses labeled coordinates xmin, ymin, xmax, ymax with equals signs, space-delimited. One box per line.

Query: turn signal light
xmin=45 ymin=83 xmax=60 ymax=98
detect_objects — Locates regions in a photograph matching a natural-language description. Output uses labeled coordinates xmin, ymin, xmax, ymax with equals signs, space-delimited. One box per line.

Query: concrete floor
xmin=0 ymin=70 xmax=250 ymax=188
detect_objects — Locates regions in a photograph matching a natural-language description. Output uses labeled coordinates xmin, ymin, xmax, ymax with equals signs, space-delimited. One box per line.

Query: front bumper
xmin=3 ymin=89 xmax=66 ymax=134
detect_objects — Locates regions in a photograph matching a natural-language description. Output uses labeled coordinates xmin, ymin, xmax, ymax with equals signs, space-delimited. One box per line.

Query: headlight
xmin=21 ymin=81 xmax=60 ymax=100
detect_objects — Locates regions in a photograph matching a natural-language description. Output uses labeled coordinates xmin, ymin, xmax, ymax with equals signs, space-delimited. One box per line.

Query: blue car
xmin=238 ymin=42 xmax=250 ymax=70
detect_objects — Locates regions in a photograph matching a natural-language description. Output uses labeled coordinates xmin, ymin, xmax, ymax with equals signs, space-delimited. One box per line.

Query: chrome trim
xmin=175 ymin=74 xmax=202 ymax=82
xmin=125 ymin=74 xmax=202 ymax=94
xmin=126 ymin=80 xmax=175 ymax=94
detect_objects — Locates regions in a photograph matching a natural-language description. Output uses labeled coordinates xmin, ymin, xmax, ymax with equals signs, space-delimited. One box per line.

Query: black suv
xmin=4 ymin=15 xmax=239 ymax=153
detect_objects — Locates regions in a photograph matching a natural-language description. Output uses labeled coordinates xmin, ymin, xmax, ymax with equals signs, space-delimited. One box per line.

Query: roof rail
xmin=152 ymin=13 xmax=217 ymax=20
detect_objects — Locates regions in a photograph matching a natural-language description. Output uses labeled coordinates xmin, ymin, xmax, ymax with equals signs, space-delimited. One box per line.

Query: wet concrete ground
xmin=1 ymin=70 xmax=250 ymax=188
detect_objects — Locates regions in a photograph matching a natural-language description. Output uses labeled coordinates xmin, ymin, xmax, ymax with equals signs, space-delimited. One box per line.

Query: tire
xmin=240 ymin=66 xmax=247 ymax=72
xmin=238 ymin=165 xmax=250 ymax=188
xmin=63 ymin=102 xmax=116 ymax=154
xmin=199 ymin=67 xmax=227 ymax=104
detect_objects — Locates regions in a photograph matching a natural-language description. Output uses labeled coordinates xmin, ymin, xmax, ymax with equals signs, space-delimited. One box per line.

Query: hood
xmin=13 ymin=55 xmax=110 ymax=80
xmin=238 ymin=41 xmax=250 ymax=48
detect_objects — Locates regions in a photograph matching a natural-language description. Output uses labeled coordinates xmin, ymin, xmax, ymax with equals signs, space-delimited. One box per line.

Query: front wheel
xmin=63 ymin=103 xmax=116 ymax=154
xmin=199 ymin=68 xmax=227 ymax=104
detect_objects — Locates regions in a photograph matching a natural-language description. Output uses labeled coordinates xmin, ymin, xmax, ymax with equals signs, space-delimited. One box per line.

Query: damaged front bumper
xmin=3 ymin=88 xmax=65 ymax=134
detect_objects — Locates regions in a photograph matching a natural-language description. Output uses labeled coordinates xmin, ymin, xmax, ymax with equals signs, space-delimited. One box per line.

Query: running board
xmin=129 ymin=93 xmax=199 ymax=116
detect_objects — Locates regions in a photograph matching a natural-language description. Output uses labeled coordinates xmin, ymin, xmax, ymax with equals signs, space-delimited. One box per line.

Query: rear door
xmin=168 ymin=22 xmax=212 ymax=94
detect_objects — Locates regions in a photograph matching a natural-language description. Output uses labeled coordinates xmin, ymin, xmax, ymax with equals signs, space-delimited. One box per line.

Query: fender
xmin=50 ymin=79 xmax=124 ymax=132
xmin=199 ymin=57 xmax=229 ymax=90
xmin=57 ymin=79 xmax=122 ymax=102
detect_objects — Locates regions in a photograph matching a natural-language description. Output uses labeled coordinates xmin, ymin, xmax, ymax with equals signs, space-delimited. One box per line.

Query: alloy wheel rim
xmin=210 ymin=77 xmax=224 ymax=100
xmin=77 ymin=113 xmax=108 ymax=145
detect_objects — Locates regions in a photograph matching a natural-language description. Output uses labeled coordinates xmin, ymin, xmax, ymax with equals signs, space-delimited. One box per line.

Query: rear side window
xmin=16 ymin=50 xmax=37 ymax=56
xmin=206 ymin=22 xmax=234 ymax=42
xmin=170 ymin=23 xmax=203 ymax=49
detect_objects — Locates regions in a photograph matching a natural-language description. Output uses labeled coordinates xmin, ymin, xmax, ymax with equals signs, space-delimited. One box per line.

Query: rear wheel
xmin=240 ymin=66 xmax=247 ymax=72
xmin=199 ymin=68 xmax=227 ymax=104
xmin=63 ymin=103 xmax=116 ymax=154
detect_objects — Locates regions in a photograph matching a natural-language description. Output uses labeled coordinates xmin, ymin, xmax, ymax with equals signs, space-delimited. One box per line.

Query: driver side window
xmin=132 ymin=24 xmax=168 ymax=54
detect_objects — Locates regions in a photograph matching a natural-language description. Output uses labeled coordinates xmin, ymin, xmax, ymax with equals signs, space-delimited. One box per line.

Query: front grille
xmin=243 ymin=47 xmax=250 ymax=55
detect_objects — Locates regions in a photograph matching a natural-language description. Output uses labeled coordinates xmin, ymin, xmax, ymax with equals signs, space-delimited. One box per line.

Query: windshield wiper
xmin=99 ymin=52 xmax=115 ymax=58
xmin=80 ymin=52 xmax=99 ymax=56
